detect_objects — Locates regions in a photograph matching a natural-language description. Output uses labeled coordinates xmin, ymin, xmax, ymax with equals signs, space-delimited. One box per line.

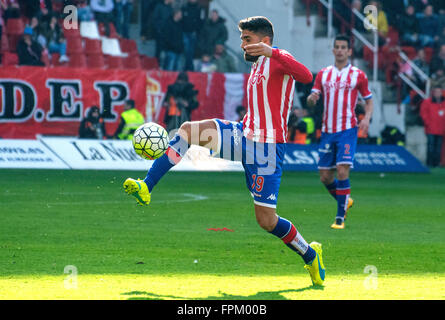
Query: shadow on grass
xmin=122 ymin=285 xmax=324 ymax=300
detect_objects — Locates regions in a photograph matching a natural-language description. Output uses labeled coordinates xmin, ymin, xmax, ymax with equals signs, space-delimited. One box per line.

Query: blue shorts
xmin=213 ymin=119 xmax=285 ymax=209
xmin=318 ymin=127 xmax=358 ymax=169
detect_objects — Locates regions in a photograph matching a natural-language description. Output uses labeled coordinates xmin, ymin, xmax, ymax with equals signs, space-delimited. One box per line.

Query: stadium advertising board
xmin=1 ymin=137 xmax=426 ymax=173
xmin=0 ymin=139 xmax=69 ymax=169
xmin=38 ymin=137 xmax=244 ymax=171
xmin=284 ymin=144 xmax=429 ymax=173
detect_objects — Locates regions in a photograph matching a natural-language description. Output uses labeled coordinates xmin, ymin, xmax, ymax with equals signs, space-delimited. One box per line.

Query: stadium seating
xmin=123 ymin=55 xmax=142 ymax=69
xmin=6 ymin=18 xmax=25 ymax=52
xmin=86 ymin=53 xmax=105 ymax=69
xmin=63 ymin=25 xmax=81 ymax=39
xmin=1 ymin=33 xmax=10 ymax=53
xmin=101 ymin=38 xmax=126 ymax=57
xmin=1 ymin=15 xmax=152 ymax=70
xmin=66 ymin=37 xmax=84 ymax=54
xmin=69 ymin=53 xmax=87 ymax=68
xmin=105 ymin=55 xmax=123 ymax=69
xmin=98 ymin=23 xmax=119 ymax=38
xmin=141 ymin=56 xmax=159 ymax=70
xmin=80 ymin=21 xmax=101 ymax=39
xmin=84 ymin=38 xmax=102 ymax=55
xmin=2 ymin=52 xmax=18 ymax=66
xmin=119 ymin=38 xmax=138 ymax=55
xmin=6 ymin=18 xmax=25 ymax=35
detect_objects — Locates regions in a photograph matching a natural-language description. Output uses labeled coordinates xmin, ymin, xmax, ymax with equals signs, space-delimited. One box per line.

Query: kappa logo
xmin=267 ymin=194 xmax=276 ymax=201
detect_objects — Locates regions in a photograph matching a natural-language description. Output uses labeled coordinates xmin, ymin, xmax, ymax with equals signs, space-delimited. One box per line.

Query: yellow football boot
xmin=123 ymin=178 xmax=151 ymax=206
xmin=304 ymin=242 xmax=326 ymax=286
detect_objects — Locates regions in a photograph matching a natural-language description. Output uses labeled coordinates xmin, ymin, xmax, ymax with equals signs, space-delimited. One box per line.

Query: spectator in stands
xmin=431 ymin=67 xmax=445 ymax=88
xmin=41 ymin=15 xmax=69 ymax=63
xmin=197 ymin=9 xmax=228 ymax=56
xmin=397 ymin=5 xmax=420 ymax=47
xmin=79 ymin=106 xmax=107 ymax=139
xmin=412 ymin=49 xmax=431 ymax=88
xmin=430 ymin=43 xmax=445 ymax=74
xmin=181 ymin=0 xmax=203 ymax=71
xmin=114 ymin=0 xmax=133 ymax=39
xmin=90 ymin=0 xmax=114 ymax=37
xmin=27 ymin=16 xmax=46 ymax=49
xmin=195 ymin=53 xmax=216 ymax=73
xmin=161 ymin=9 xmax=183 ymax=71
xmin=367 ymin=1 xmax=389 ymax=38
xmin=351 ymin=0 xmax=365 ymax=32
xmin=25 ymin=0 xmax=52 ymax=21
xmin=430 ymin=0 xmax=445 ymax=14
xmin=77 ymin=0 xmax=94 ymax=22
xmin=17 ymin=26 xmax=45 ymax=66
xmin=211 ymin=42 xmax=236 ymax=73
xmin=140 ymin=0 xmax=158 ymax=42
xmin=420 ymin=84 xmax=445 ymax=167
xmin=2 ymin=0 xmax=21 ymax=23
xmin=418 ymin=4 xmax=439 ymax=47
xmin=152 ymin=0 xmax=174 ymax=62
xmin=113 ymin=99 xmax=145 ymax=140
xmin=163 ymin=71 xmax=199 ymax=132
xmin=437 ymin=26 xmax=445 ymax=47
xmin=382 ymin=0 xmax=405 ymax=26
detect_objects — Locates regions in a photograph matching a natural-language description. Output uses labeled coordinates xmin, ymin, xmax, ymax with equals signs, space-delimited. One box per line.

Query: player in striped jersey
xmin=123 ymin=16 xmax=326 ymax=285
xmin=307 ymin=34 xmax=374 ymax=229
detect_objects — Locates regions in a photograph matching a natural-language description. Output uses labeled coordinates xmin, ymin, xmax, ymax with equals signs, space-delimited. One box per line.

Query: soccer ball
xmin=132 ymin=122 xmax=169 ymax=160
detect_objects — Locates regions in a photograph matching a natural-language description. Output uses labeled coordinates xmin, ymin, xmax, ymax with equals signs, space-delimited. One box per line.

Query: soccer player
xmin=307 ymin=34 xmax=373 ymax=230
xmin=123 ymin=16 xmax=325 ymax=286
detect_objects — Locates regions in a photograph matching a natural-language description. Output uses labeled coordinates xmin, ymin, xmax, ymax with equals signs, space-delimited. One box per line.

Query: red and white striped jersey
xmin=312 ymin=64 xmax=372 ymax=134
xmin=243 ymin=48 xmax=313 ymax=143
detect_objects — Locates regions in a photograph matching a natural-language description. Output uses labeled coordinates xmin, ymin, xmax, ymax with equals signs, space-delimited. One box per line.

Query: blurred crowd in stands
xmin=0 ymin=0 xmax=235 ymax=72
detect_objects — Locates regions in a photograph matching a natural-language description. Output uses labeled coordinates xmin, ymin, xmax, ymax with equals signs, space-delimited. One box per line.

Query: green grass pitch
xmin=0 ymin=169 xmax=444 ymax=300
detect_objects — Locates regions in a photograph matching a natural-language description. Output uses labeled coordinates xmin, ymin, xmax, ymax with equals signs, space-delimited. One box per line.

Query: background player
xmin=307 ymin=34 xmax=373 ymax=230
xmin=124 ymin=16 xmax=326 ymax=285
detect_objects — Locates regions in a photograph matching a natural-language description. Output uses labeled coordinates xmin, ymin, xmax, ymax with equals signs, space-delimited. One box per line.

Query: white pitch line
xmin=1 ymin=193 xmax=210 ymax=206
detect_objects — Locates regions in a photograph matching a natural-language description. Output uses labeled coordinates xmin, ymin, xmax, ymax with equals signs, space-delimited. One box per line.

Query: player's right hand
xmin=307 ymin=91 xmax=320 ymax=106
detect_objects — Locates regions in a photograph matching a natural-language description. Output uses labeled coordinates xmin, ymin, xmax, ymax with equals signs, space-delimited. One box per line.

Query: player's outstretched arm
xmin=244 ymin=43 xmax=313 ymax=84
xmin=271 ymin=48 xmax=313 ymax=84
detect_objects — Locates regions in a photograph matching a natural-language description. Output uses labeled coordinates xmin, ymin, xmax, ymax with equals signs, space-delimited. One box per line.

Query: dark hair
xmin=236 ymin=105 xmax=245 ymax=114
xmin=334 ymin=34 xmax=351 ymax=48
xmin=125 ymin=99 xmax=135 ymax=108
xmin=238 ymin=16 xmax=274 ymax=44
xmin=177 ymin=71 xmax=189 ymax=82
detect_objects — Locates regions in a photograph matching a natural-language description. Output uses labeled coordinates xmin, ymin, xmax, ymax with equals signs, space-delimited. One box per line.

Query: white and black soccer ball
xmin=132 ymin=122 xmax=169 ymax=160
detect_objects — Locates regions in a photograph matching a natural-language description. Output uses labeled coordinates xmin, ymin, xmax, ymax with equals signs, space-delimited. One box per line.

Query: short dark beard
xmin=244 ymin=52 xmax=259 ymax=63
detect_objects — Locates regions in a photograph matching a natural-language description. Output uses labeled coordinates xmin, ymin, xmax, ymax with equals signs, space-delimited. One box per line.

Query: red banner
xmin=0 ymin=66 xmax=147 ymax=139
xmin=0 ymin=67 xmax=246 ymax=139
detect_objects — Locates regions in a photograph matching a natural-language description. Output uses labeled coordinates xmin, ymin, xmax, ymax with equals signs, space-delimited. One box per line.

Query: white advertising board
xmin=38 ymin=137 xmax=243 ymax=172
xmin=0 ymin=139 xmax=69 ymax=169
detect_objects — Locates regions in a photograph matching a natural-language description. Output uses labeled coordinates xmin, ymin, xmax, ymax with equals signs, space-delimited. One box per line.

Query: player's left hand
xmin=244 ymin=42 xmax=273 ymax=58
xmin=358 ymin=117 xmax=370 ymax=135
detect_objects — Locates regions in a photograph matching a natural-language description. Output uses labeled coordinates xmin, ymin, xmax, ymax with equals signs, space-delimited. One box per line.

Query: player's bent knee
xmin=254 ymin=206 xmax=278 ymax=232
